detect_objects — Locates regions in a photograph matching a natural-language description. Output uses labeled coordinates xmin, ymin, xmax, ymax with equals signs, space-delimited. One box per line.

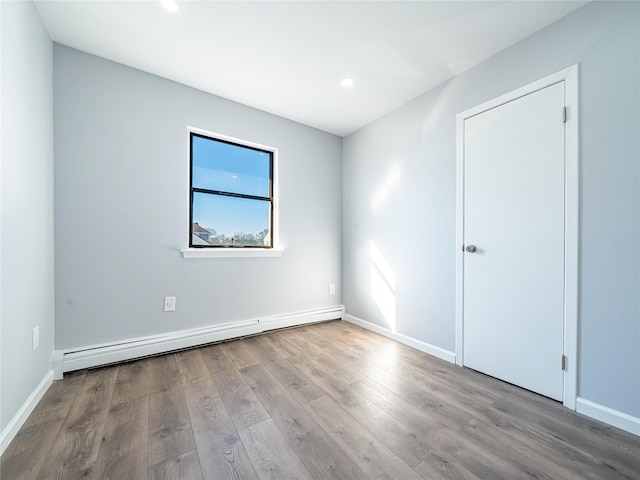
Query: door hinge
xmin=562 ymin=106 xmax=567 ymax=123
xmin=561 ymin=354 xmax=568 ymax=370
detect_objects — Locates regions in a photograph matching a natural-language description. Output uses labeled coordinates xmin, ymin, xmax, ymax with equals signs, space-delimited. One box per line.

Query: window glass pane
xmin=192 ymin=192 xmax=271 ymax=247
xmin=192 ymin=135 xmax=271 ymax=198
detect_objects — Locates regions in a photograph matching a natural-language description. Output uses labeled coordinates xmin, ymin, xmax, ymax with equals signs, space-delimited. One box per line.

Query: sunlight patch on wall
xmin=370 ymin=240 xmax=397 ymax=332
xmin=371 ymin=165 xmax=402 ymax=211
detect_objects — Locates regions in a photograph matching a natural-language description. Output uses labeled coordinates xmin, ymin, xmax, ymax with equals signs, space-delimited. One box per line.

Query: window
xmin=190 ymin=131 xmax=275 ymax=248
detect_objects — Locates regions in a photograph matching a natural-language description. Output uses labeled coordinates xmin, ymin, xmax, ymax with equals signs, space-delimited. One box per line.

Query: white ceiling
xmin=35 ymin=1 xmax=588 ymax=136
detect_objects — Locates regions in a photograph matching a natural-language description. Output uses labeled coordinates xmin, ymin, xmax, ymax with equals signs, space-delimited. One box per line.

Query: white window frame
xmin=182 ymin=126 xmax=281 ymax=258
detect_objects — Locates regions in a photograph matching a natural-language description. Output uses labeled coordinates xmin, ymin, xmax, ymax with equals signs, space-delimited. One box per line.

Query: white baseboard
xmin=344 ymin=313 xmax=456 ymax=364
xmin=576 ymin=397 xmax=640 ymax=436
xmin=52 ymin=306 xmax=344 ymax=379
xmin=1 ymin=370 xmax=53 ymax=456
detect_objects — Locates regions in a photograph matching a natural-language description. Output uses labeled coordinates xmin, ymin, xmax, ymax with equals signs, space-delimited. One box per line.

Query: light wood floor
xmin=2 ymin=320 xmax=639 ymax=480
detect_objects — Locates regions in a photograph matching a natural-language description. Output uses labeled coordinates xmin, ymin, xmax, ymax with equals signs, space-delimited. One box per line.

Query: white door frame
xmin=455 ymin=65 xmax=579 ymax=410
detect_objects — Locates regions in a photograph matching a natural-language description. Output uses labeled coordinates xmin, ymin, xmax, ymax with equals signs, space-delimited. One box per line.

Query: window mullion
xmin=192 ymin=187 xmax=270 ymax=203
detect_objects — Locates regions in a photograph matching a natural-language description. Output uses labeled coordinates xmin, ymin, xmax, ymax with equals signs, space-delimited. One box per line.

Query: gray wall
xmin=342 ymin=1 xmax=639 ymax=418
xmin=1 ymin=1 xmax=55 ymax=432
xmin=54 ymin=46 xmax=342 ymax=349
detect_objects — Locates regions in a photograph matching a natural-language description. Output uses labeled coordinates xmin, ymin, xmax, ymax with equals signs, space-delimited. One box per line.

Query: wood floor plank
xmin=414 ymin=427 xmax=522 ymax=480
xmin=238 ymin=418 xmax=315 ymax=480
xmin=288 ymin=352 xmax=428 ymax=467
xmin=361 ymin=358 xmax=474 ymax=430
xmin=491 ymin=384 xmax=640 ymax=448
xmin=351 ymin=376 xmax=443 ymax=433
xmin=289 ymin=324 xmax=336 ymax=349
xmin=35 ymin=367 xmax=117 ymax=480
xmin=394 ymin=351 xmax=496 ymax=399
xmin=148 ymin=385 xmax=196 ymax=467
xmin=111 ymin=358 xmax=150 ymax=405
xmin=241 ymin=363 xmax=369 ymax=480
xmin=280 ymin=329 xmax=366 ymax=385
xmin=223 ymin=338 xmax=262 ymax=369
xmin=375 ymin=355 xmax=513 ymax=426
xmin=95 ymin=396 xmax=149 ymax=479
xmin=312 ymin=334 xmax=391 ymax=379
xmin=183 ymin=379 xmax=258 ymax=480
xmin=277 ymin=352 xmax=339 ymax=392
xmin=459 ymin=418 xmax=580 ymax=480
xmin=199 ymin=343 xmax=234 ymax=374
xmin=304 ymin=394 xmax=424 ymax=480
xmin=174 ymin=349 xmax=210 ymax=385
xmin=415 ymin=451 xmax=482 ymax=480
xmin=264 ymin=356 xmax=326 ymax=404
xmin=243 ymin=335 xmax=281 ymax=361
xmin=21 ymin=374 xmax=85 ymax=429
xmin=315 ymin=350 xmax=366 ymax=385
xmin=356 ymin=345 xmax=639 ymax=479
xmin=488 ymin=395 xmax=640 ymax=479
xmin=3 ymin=374 xmax=87 ymax=480
xmin=381 ymin=349 xmax=511 ymax=410
xmin=425 ymin=391 xmax=631 ymax=480
xmin=334 ymin=329 xmax=430 ymax=373
xmin=0 ymin=419 xmax=64 ymax=480
xmin=148 ymin=353 xmax=183 ymax=394
xmin=338 ymin=322 xmax=640 ymax=479
xmin=317 ymin=322 xmax=432 ymax=378
xmin=354 ymin=345 xmax=502 ymax=433
xmin=246 ymin=336 xmax=325 ymax=403
xmin=208 ymin=349 xmax=270 ymax=431
xmin=148 ymin=450 xmax=204 ymax=480
xmin=320 ymin=321 xmax=410 ymax=355
xmin=277 ymin=328 xmax=326 ymax=358
xmin=261 ymin=331 xmax=306 ymax=358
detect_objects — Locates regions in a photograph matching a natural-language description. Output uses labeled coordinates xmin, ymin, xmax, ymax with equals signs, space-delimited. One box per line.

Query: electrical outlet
xmin=164 ymin=296 xmax=176 ymax=312
xmin=32 ymin=327 xmax=40 ymax=350
xmin=329 ymin=283 xmax=336 ymax=295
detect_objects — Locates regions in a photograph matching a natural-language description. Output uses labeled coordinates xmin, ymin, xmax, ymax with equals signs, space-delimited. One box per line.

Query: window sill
xmin=181 ymin=248 xmax=283 ymax=259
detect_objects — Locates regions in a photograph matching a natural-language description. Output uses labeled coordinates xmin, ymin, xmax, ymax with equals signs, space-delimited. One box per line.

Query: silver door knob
xmin=465 ymin=245 xmax=477 ymax=253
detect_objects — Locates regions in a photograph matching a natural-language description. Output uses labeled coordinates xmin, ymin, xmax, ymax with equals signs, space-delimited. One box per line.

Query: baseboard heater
xmin=51 ymin=305 xmax=344 ymax=379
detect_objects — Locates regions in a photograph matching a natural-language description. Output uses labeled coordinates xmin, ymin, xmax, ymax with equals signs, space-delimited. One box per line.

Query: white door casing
xmin=455 ymin=65 xmax=579 ymax=409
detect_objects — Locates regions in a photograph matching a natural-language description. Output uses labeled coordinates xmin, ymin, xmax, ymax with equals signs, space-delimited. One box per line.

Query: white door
xmin=462 ymin=82 xmax=566 ymax=401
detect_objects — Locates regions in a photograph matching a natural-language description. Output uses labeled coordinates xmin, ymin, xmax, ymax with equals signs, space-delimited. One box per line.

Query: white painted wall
xmin=343 ymin=1 xmax=639 ymax=419
xmin=0 ymin=1 xmax=55 ymax=432
xmin=53 ymin=46 xmax=342 ymax=350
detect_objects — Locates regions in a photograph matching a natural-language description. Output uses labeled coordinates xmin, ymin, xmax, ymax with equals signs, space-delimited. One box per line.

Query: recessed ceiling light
xmin=342 ymin=78 xmax=355 ymax=88
xmin=160 ymin=0 xmax=179 ymax=12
